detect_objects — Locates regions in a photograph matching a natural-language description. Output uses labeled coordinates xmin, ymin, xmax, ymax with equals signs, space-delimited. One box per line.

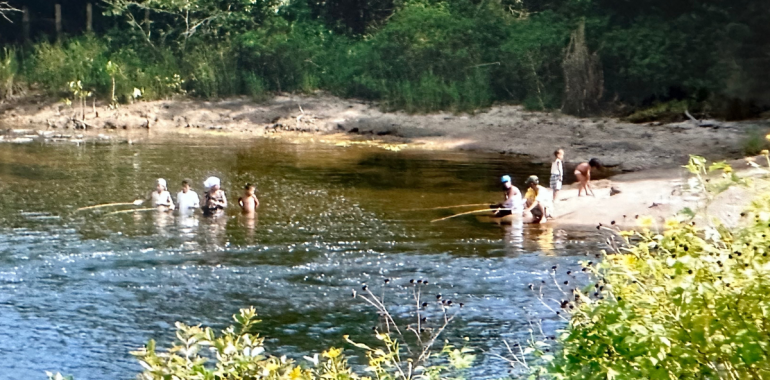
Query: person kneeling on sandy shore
xmin=523 ymin=175 xmax=552 ymax=223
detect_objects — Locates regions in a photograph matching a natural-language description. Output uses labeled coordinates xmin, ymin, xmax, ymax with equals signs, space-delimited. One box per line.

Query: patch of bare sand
xmin=552 ymin=157 xmax=769 ymax=229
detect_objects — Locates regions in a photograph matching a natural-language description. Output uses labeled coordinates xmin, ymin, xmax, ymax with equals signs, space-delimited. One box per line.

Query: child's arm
xmin=238 ymin=197 xmax=244 ymax=208
xmin=167 ymin=193 xmax=175 ymax=209
xmin=253 ymin=195 xmax=260 ymax=208
xmin=587 ymin=170 xmax=595 ymax=196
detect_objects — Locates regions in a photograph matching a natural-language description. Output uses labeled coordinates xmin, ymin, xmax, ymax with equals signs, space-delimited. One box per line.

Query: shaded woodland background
xmin=0 ymin=0 xmax=768 ymax=119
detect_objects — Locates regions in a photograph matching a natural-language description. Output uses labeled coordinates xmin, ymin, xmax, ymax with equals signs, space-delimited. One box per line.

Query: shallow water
xmin=0 ymin=137 xmax=602 ymax=379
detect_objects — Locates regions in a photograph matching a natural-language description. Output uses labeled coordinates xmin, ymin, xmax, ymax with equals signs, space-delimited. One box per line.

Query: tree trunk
xmin=55 ymin=4 xmax=62 ymax=40
xmin=86 ymin=3 xmax=93 ymax=32
xmin=561 ymin=19 xmax=604 ymax=117
xmin=22 ymin=6 xmax=29 ymax=42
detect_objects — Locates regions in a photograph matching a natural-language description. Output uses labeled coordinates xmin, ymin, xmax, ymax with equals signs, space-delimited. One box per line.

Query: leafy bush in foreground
xmin=45 ymin=280 xmax=472 ymax=380
xmin=127 ymin=280 xmax=474 ymax=379
xmin=543 ymin=156 xmax=770 ymax=379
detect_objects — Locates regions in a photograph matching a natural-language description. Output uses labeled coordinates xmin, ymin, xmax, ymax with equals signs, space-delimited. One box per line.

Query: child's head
xmin=554 ymin=149 xmax=564 ymax=159
xmin=589 ymin=158 xmax=602 ymax=168
xmin=181 ymin=179 xmax=191 ymax=192
xmin=525 ymin=175 xmax=539 ymax=188
xmin=244 ymin=183 xmax=255 ymax=194
xmin=156 ymin=178 xmax=167 ymax=192
xmin=501 ymin=175 xmax=512 ymax=189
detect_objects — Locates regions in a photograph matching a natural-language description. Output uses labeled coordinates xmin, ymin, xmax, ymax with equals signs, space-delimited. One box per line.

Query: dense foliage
xmin=0 ymin=0 xmax=767 ymax=116
xmin=541 ymin=156 xmax=770 ymax=379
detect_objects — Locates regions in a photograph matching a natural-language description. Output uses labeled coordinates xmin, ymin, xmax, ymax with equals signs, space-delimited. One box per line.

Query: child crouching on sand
xmin=523 ymin=175 xmax=552 ymax=223
xmin=575 ymin=158 xmax=602 ymax=197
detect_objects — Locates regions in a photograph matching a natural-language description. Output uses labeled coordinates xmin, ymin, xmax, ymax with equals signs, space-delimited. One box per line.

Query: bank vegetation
xmin=0 ymin=0 xmax=767 ymax=120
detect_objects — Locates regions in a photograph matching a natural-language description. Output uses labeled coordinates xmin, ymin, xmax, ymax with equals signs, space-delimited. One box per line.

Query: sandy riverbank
xmin=2 ymin=92 xmax=767 ymax=169
xmin=0 ymin=92 xmax=768 ymax=228
xmin=551 ymin=156 xmax=769 ymax=229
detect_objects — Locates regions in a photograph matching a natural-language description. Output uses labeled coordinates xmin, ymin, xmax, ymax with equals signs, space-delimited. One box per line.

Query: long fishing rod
xmin=405 ymin=203 xmax=490 ymax=211
xmin=75 ymin=200 xmax=144 ymax=212
xmin=430 ymin=208 xmax=512 ymax=223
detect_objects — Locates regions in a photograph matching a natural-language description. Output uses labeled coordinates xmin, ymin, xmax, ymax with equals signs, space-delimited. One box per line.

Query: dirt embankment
xmin=0 ymin=93 xmax=768 ymax=228
xmin=1 ymin=93 xmax=766 ymax=171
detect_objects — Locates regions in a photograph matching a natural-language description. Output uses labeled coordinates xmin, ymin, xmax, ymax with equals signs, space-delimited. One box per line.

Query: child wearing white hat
xmin=202 ymin=176 xmax=227 ymax=215
xmin=150 ymin=178 xmax=175 ymax=210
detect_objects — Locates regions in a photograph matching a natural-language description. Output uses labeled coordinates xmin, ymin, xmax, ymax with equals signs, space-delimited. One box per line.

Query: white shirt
xmin=503 ymin=188 xmax=524 ymax=213
xmin=551 ymin=159 xmax=563 ymax=176
xmin=151 ymin=190 xmax=174 ymax=207
xmin=176 ymin=190 xmax=200 ymax=212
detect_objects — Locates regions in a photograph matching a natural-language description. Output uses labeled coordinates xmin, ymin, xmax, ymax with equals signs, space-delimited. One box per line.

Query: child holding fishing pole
xmin=148 ymin=178 xmax=175 ymax=210
xmin=491 ymin=175 xmax=523 ymax=217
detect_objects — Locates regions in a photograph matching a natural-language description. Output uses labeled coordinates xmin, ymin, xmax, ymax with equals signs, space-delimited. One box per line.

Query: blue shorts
xmin=550 ymin=174 xmax=562 ymax=191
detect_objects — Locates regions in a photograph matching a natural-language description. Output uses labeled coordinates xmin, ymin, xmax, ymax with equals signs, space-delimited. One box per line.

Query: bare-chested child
xmin=238 ymin=183 xmax=260 ymax=213
xmin=575 ymin=158 xmax=602 ymax=197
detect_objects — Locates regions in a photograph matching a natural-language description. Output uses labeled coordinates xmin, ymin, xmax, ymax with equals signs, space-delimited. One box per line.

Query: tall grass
xmin=27 ymin=36 xmax=110 ymax=96
xmin=0 ymin=47 xmax=21 ymax=100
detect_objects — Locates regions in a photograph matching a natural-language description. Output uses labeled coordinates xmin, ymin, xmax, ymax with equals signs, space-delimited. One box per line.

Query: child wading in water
xmin=149 ymin=178 xmax=175 ymax=210
xmin=202 ymin=176 xmax=227 ymax=216
xmin=575 ymin=158 xmax=602 ymax=196
xmin=176 ymin=179 xmax=200 ymax=214
xmin=550 ymin=149 xmax=564 ymax=205
xmin=238 ymin=183 xmax=260 ymax=213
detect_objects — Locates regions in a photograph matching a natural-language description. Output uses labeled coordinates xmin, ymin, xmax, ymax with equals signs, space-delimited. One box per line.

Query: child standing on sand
xmin=238 ymin=183 xmax=260 ymax=213
xmin=550 ymin=149 xmax=564 ymax=203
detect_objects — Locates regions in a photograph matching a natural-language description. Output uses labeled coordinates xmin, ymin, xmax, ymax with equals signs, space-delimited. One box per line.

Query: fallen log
xmin=685 ymin=110 xmax=721 ymax=128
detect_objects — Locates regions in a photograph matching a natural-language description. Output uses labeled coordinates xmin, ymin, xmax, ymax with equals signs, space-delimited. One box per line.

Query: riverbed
xmin=0 ymin=137 xmax=603 ymax=379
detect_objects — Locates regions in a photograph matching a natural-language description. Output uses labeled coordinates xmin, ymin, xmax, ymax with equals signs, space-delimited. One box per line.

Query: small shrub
xmin=742 ymin=128 xmax=769 ymax=156
xmin=624 ymin=100 xmax=691 ymax=123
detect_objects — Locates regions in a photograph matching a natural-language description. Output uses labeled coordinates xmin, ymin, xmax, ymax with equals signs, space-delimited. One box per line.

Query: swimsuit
xmin=203 ymin=190 xmax=226 ymax=215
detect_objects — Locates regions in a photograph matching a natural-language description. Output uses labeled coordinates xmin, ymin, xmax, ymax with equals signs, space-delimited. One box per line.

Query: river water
xmin=0 ymin=137 xmax=601 ymax=379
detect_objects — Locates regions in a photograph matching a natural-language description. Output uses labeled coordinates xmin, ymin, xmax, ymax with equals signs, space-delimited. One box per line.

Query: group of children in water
xmin=146 ymin=176 xmax=260 ymax=216
xmin=495 ymin=149 xmax=601 ymax=223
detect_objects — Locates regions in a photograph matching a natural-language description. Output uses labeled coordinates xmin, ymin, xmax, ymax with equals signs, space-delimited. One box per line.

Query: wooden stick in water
xmin=103 ymin=207 xmax=158 ymax=216
xmin=406 ymin=203 xmax=490 ymax=211
xmin=431 ymin=208 xmax=512 ymax=223
xmin=75 ymin=200 xmax=144 ymax=212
